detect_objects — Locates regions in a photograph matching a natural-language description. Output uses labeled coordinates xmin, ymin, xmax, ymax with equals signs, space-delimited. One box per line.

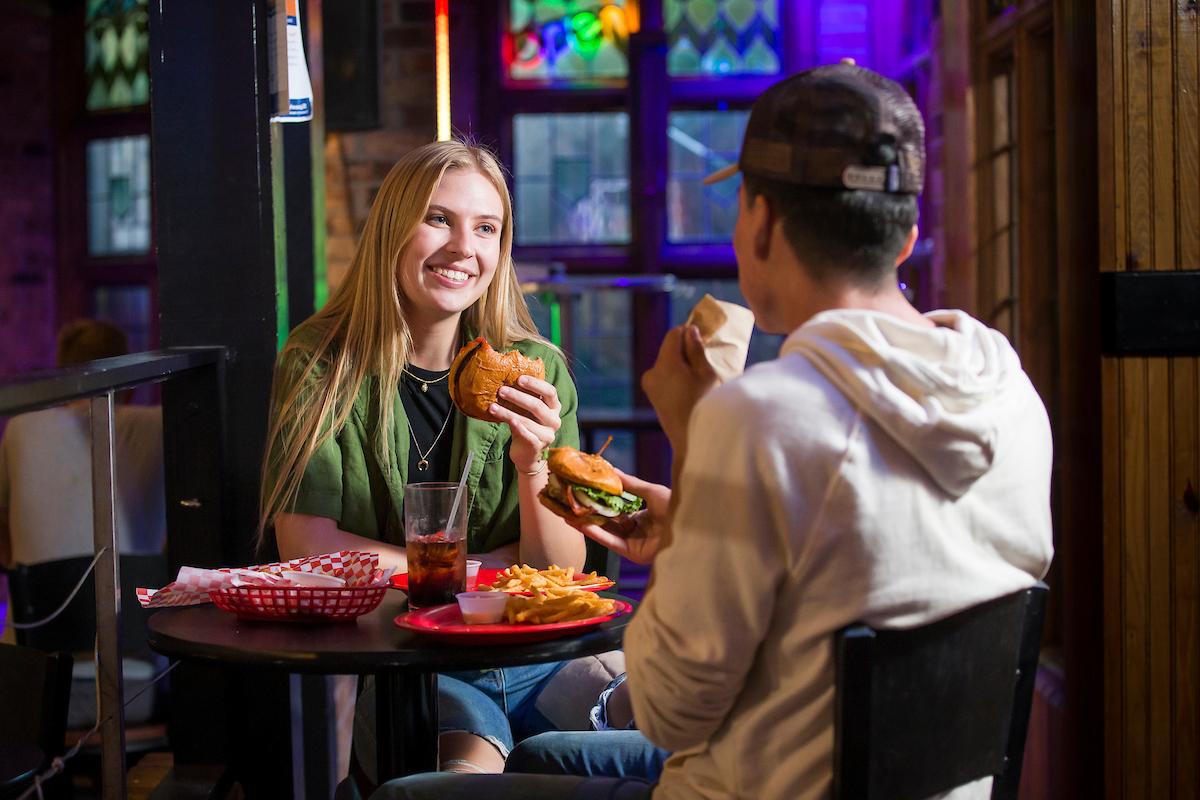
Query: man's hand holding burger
xmin=536 ymin=446 xmax=672 ymax=565
xmin=642 ymin=324 xmax=720 ymax=455
xmin=565 ymin=470 xmax=672 ymax=566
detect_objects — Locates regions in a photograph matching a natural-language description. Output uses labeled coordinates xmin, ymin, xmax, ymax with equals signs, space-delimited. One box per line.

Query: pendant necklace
xmin=410 ymin=410 xmax=451 ymax=472
xmin=402 ymin=365 xmax=451 ymax=394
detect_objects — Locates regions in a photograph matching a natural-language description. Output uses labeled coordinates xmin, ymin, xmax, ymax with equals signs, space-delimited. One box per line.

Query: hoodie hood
xmin=783 ymin=309 xmax=1028 ymax=497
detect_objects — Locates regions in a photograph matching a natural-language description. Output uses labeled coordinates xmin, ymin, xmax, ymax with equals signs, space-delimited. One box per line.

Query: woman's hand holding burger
xmin=447 ymin=337 xmax=559 ymax=474
xmin=489 ymin=376 xmax=561 ymax=474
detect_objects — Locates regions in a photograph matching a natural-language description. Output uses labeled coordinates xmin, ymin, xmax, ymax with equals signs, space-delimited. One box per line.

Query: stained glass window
xmin=87 ymin=135 xmax=152 ymax=256
xmin=85 ymin=0 xmax=150 ymax=111
xmin=508 ymin=1 xmax=634 ymax=81
xmin=667 ymin=110 xmax=748 ymax=242
xmin=665 ymin=0 xmax=781 ymax=77
xmin=670 ymin=279 xmax=783 ymax=366
xmin=816 ymin=0 xmax=869 ymax=66
xmin=514 ymin=113 xmax=630 ymax=244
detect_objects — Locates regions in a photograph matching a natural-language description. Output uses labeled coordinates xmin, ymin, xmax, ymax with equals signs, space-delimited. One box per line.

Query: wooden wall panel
xmin=1172 ymin=357 xmax=1199 ymax=798
xmin=1098 ymin=0 xmax=1200 ymax=797
xmin=1101 ymin=357 xmax=1123 ymax=798
xmin=1173 ymin=12 xmax=1200 ymax=796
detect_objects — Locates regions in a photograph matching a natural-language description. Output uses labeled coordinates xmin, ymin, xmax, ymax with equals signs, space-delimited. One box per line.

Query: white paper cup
xmin=456 ymin=591 xmax=509 ymax=625
xmin=466 ymin=559 xmax=482 ymax=591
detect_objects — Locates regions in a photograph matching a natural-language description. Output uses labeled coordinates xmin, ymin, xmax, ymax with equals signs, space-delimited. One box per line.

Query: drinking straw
xmin=446 ymin=450 xmax=474 ymax=535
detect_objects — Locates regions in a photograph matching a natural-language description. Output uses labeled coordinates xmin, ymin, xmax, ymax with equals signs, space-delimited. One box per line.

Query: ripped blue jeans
xmin=354 ymin=662 xmax=566 ymax=783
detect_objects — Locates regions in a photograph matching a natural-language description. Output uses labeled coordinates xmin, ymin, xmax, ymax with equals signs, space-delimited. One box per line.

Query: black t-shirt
xmin=400 ymin=365 xmax=455 ymax=482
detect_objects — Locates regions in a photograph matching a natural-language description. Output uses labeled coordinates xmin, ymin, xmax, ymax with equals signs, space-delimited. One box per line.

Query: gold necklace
xmin=402 ymin=365 xmax=451 ymax=393
xmin=410 ymin=407 xmax=455 ymax=472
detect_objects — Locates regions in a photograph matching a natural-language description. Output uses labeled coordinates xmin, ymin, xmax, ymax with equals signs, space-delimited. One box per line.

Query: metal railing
xmin=0 ymin=347 xmax=225 ymax=799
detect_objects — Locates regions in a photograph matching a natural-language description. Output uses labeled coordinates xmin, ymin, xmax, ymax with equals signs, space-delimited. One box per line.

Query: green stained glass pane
xmin=508 ymin=1 xmax=632 ymax=82
xmin=724 ymin=0 xmax=757 ymax=32
xmin=668 ymin=37 xmax=704 ymax=74
xmin=85 ymin=0 xmax=149 ymax=111
xmin=666 ymin=0 xmax=781 ymax=77
xmin=685 ymin=0 xmax=719 ymax=30
xmin=667 ymin=110 xmax=749 ymax=243
xmin=513 ymin=113 xmax=630 ymax=244
xmin=87 ymin=135 xmax=152 ymax=256
xmin=742 ymin=35 xmax=780 ymax=73
xmin=701 ymin=37 xmax=742 ymax=75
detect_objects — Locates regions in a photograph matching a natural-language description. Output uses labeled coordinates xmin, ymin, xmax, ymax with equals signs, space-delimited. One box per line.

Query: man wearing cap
xmin=372 ymin=63 xmax=1053 ymax=800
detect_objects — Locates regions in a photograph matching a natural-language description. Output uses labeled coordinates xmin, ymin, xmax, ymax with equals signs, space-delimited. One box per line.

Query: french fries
xmin=481 ymin=564 xmax=612 ymax=593
xmin=504 ymin=586 xmax=617 ymax=624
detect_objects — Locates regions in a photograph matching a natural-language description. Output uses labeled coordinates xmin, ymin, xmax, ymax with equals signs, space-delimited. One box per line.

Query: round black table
xmin=0 ymin=743 xmax=44 ymax=794
xmin=146 ymin=591 xmax=635 ymax=783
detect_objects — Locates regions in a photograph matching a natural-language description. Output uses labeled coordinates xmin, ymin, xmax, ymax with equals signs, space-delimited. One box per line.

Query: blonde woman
xmin=260 ymin=140 xmax=590 ymax=779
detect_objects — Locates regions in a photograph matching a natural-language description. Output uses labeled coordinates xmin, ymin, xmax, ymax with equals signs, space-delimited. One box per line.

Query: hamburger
xmin=538 ymin=446 xmax=645 ymax=524
xmin=449 ymin=337 xmax=546 ymax=420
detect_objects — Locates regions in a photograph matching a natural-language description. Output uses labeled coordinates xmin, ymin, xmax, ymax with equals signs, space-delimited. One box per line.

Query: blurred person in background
xmin=0 ymin=318 xmax=165 ymax=569
xmin=0 ymin=319 xmax=166 ymax=728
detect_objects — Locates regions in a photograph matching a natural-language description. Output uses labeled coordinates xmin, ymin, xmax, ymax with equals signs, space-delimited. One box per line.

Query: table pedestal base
xmin=375 ymin=669 xmax=438 ymax=780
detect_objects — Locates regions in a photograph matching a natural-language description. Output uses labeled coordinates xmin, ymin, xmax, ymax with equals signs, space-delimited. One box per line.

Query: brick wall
xmin=323 ymin=0 xmax=436 ymax=291
xmin=0 ymin=8 xmax=56 ymax=376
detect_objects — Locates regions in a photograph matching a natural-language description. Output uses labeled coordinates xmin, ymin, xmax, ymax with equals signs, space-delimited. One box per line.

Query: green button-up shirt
xmin=280 ymin=338 xmax=579 ymax=555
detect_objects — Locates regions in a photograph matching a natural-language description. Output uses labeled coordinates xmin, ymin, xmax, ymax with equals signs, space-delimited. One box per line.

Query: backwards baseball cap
xmin=704 ymin=62 xmax=925 ymax=195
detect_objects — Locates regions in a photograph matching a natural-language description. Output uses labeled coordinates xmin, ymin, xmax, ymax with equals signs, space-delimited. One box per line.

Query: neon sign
xmin=506 ymin=2 xmax=639 ymax=80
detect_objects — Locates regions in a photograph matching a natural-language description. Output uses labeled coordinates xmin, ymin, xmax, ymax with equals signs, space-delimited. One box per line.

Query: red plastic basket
xmin=210 ymin=585 xmax=388 ymax=622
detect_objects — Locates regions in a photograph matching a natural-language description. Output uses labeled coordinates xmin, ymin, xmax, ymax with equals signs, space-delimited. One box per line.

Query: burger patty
xmin=545 ymin=474 xmax=632 ymax=518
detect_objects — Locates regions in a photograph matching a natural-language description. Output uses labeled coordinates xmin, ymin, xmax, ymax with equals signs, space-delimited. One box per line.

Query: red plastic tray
xmin=394 ymin=599 xmax=632 ymax=644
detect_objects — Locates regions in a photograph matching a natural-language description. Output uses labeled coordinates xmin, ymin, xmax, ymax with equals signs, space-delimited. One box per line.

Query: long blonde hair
xmin=259 ymin=140 xmax=546 ymax=539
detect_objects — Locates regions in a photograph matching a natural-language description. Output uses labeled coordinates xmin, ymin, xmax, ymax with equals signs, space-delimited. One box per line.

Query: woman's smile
xmin=426 ymin=263 xmax=474 ymax=286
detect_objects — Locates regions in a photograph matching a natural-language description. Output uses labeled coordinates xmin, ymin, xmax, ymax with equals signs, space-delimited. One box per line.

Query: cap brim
xmin=702 ymin=163 xmax=740 ymax=185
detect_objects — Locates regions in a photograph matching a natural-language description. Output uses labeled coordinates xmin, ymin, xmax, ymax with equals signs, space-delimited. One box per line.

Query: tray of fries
xmin=390 ymin=564 xmax=614 ymax=595
xmin=395 ymin=587 xmax=631 ymax=644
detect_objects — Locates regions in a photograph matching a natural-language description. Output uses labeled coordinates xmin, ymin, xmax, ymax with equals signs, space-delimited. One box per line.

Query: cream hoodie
xmin=625 ymin=309 xmax=1053 ymax=800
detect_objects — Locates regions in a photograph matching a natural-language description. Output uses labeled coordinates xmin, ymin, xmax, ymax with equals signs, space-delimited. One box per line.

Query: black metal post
xmin=628 ymin=0 xmax=673 ymax=486
xmin=375 ymin=670 xmax=439 ymax=781
xmin=89 ymin=391 xmax=126 ymax=799
xmin=150 ymin=0 xmax=293 ymax=792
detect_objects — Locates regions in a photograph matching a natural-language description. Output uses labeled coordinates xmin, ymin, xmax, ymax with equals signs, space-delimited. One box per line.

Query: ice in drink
xmin=406 ymin=531 xmax=466 ymax=608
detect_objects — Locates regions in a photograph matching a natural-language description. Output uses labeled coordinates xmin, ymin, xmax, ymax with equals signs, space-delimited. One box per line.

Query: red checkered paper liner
xmin=136 ymin=550 xmax=383 ymax=608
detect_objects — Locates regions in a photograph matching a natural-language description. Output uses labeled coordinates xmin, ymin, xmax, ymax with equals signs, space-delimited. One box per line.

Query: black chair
xmin=0 ymin=643 xmax=73 ymax=798
xmin=833 ymin=582 xmax=1048 ymax=800
xmin=5 ymin=555 xmax=170 ymax=764
xmin=7 ymin=554 xmax=167 ymax=660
